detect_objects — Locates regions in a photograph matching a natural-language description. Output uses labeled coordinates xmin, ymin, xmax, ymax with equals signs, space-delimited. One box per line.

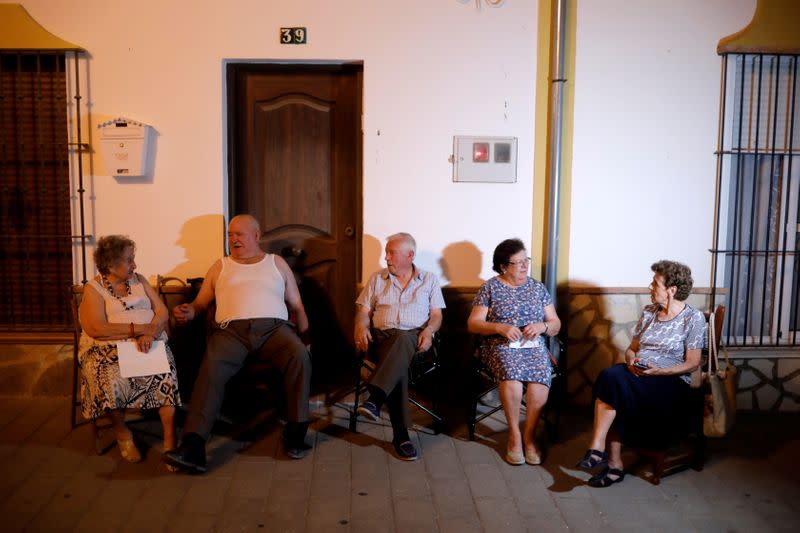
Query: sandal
xmin=162 ymin=450 xmax=181 ymax=472
xmin=588 ymin=466 xmax=625 ymax=488
xmin=576 ymin=448 xmax=607 ymax=469
xmin=117 ymin=438 xmax=142 ymax=463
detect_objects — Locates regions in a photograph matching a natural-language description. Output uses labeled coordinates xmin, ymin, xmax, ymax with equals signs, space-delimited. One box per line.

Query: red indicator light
xmin=473 ymin=142 xmax=489 ymax=162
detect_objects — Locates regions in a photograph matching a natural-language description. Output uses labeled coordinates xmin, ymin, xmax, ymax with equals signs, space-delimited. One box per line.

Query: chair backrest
xmin=70 ymin=284 xmax=85 ymax=340
xmin=156 ymin=275 xmax=197 ymax=336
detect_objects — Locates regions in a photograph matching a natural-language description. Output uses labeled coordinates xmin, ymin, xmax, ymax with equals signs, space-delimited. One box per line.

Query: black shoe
xmin=282 ymin=421 xmax=311 ymax=459
xmin=392 ymin=440 xmax=419 ymax=461
xmin=284 ymin=439 xmax=313 ymax=460
xmin=164 ymin=433 xmax=207 ymax=473
xmin=357 ymin=401 xmax=380 ymax=422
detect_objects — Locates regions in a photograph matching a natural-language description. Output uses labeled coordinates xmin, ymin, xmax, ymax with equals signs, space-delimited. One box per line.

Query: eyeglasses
xmin=507 ymin=257 xmax=531 ymax=267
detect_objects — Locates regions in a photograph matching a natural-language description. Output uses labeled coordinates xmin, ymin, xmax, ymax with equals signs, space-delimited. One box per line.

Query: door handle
xmin=291 ymin=247 xmax=303 ymax=257
xmin=344 ymin=226 xmax=355 ymax=238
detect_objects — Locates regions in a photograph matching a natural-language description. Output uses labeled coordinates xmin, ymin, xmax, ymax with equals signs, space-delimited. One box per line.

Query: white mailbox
xmin=98 ymin=117 xmax=152 ymax=176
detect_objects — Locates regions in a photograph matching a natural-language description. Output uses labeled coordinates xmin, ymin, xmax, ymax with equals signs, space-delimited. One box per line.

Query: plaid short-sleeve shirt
xmin=356 ymin=266 xmax=445 ymax=330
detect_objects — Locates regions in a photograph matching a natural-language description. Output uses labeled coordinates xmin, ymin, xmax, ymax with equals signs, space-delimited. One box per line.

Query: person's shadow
xmin=361 ymin=233 xmax=383 ymax=283
xmin=162 ymin=214 xmax=226 ymax=282
xmin=439 ymin=241 xmax=484 ymax=288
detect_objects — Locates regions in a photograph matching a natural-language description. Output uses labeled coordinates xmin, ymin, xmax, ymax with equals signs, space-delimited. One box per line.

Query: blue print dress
xmin=472 ymin=276 xmax=553 ymax=386
xmin=593 ymin=304 xmax=706 ymax=448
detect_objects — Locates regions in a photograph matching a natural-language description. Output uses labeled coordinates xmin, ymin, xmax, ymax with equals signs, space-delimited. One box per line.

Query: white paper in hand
xmin=116 ymin=340 xmax=170 ymax=378
xmin=508 ymin=338 xmax=539 ymax=349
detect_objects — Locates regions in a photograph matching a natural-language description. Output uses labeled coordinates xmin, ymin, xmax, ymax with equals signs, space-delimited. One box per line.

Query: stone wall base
xmin=565 ymin=289 xmax=800 ymax=412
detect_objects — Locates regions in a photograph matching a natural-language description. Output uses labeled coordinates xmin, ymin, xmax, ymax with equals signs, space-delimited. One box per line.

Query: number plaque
xmin=280 ymin=27 xmax=307 ymax=44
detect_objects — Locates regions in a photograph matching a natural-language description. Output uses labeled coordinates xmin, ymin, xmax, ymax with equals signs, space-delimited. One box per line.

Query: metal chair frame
xmin=467 ymin=336 xmax=564 ymax=442
xmin=349 ymin=333 xmax=444 ymax=433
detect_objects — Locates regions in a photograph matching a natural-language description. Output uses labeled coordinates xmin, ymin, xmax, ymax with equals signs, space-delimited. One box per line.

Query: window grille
xmin=0 ymin=51 xmax=87 ymax=332
xmin=711 ymin=53 xmax=800 ymax=347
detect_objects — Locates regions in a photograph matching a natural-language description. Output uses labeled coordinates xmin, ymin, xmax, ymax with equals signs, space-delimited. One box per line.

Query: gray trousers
xmin=184 ymin=318 xmax=311 ymax=440
xmin=369 ymin=328 xmax=420 ymax=430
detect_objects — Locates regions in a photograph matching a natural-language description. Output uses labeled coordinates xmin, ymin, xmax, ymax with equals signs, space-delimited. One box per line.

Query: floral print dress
xmin=472 ymin=276 xmax=553 ymax=385
xmin=78 ymin=277 xmax=181 ymax=419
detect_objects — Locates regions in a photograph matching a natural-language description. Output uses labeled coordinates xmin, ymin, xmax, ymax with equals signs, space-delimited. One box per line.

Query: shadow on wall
xmin=563 ymin=281 xmax=613 ymax=406
xmin=161 ymin=214 xmax=226 ymax=282
xmin=440 ymin=241 xmax=483 ymax=288
xmin=361 ymin=234 xmax=383 ymax=282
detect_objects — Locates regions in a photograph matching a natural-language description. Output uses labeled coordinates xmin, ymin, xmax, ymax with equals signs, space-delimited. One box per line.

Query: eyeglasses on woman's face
xmin=507 ymin=256 xmax=531 ymax=267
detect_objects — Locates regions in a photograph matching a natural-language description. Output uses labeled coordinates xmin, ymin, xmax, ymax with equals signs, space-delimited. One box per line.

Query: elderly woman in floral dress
xmin=79 ymin=235 xmax=180 ymax=464
xmin=468 ymin=238 xmax=561 ymax=466
xmin=576 ymin=260 xmax=706 ymax=487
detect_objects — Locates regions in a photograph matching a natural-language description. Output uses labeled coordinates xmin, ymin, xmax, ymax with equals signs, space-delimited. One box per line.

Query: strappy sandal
xmin=117 ymin=438 xmax=142 ymax=463
xmin=162 ymin=451 xmax=181 ymax=473
xmin=588 ymin=466 xmax=625 ymax=488
xmin=576 ymin=448 xmax=607 ymax=469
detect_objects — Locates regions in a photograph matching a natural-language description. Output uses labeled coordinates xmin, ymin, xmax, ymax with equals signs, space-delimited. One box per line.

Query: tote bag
xmin=703 ymin=311 xmax=737 ymax=437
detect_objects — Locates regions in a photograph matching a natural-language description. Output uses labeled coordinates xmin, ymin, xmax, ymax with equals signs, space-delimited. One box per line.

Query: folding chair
xmin=349 ymin=333 xmax=444 ymax=433
xmin=467 ymin=336 xmax=564 ymax=441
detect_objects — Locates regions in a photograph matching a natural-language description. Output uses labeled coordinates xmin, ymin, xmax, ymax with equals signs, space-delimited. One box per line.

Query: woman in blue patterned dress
xmin=468 ymin=239 xmax=561 ymax=466
xmin=576 ymin=260 xmax=706 ymax=487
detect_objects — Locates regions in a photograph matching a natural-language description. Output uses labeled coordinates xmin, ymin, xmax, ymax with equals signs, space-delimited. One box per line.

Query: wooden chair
xmin=71 ymin=282 xmax=170 ymax=454
xmin=636 ymin=305 xmax=724 ymax=485
xmin=467 ymin=336 xmax=564 ymax=441
xmin=69 ymin=283 xmax=119 ymax=454
xmin=69 ymin=284 xmax=85 ymax=430
xmin=349 ymin=333 xmax=444 ymax=433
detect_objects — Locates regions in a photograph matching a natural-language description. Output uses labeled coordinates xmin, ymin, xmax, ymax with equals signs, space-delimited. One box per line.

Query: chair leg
xmin=545 ymin=375 xmax=563 ymax=442
xmin=350 ymin=355 xmax=364 ymax=433
xmin=92 ymin=418 xmax=117 ymax=455
xmin=691 ymin=435 xmax=706 ymax=472
xmin=71 ymin=346 xmax=80 ymax=429
xmin=468 ymin=369 xmax=480 ymax=441
xmin=651 ymin=451 xmax=666 ymax=485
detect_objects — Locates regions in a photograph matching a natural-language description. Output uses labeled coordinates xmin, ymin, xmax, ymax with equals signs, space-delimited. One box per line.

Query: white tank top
xmin=214 ymin=254 xmax=288 ymax=323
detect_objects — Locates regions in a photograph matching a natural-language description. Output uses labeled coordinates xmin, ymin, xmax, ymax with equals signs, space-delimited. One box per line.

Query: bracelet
xmin=129 ymin=322 xmax=135 ymax=338
xmin=543 ymin=322 xmax=549 ymax=335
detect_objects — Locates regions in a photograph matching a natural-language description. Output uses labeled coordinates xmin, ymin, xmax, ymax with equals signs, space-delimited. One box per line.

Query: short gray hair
xmin=94 ymin=235 xmax=136 ymax=275
xmin=387 ymin=232 xmax=416 ymax=254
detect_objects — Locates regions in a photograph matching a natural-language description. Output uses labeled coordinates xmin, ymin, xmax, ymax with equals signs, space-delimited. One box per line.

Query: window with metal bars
xmin=0 ymin=52 xmax=73 ymax=332
xmin=711 ymin=53 xmax=800 ymax=348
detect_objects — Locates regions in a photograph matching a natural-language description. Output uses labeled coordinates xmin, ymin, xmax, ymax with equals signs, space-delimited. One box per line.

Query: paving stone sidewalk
xmin=0 ymin=395 xmax=798 ymax=532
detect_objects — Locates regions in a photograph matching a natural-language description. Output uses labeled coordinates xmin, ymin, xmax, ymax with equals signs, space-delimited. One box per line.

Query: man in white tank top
xmin=165 ymin=215 xmax=312 ymax=472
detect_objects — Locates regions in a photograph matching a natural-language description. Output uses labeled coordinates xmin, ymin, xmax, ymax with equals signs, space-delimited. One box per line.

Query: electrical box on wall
xmin=98 ymin=117 xmax=152 ymax=176
xmin=452 ymin=136 xmax=517 ymax=183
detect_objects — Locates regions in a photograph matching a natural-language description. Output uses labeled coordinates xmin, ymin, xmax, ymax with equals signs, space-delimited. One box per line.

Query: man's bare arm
xmin=275 ymin=255 xmax=309 ymax=335
xmin=173 ymin=260 xmax=220 ymax=324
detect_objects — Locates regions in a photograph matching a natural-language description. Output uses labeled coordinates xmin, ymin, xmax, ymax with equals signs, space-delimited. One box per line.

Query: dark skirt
xmin=593 ymin=363 xmax=691 ymax=449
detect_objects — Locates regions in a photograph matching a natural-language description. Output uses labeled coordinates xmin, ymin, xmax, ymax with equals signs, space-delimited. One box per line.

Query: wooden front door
xmin=228 ymin=63 xmax=362 ymax=373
